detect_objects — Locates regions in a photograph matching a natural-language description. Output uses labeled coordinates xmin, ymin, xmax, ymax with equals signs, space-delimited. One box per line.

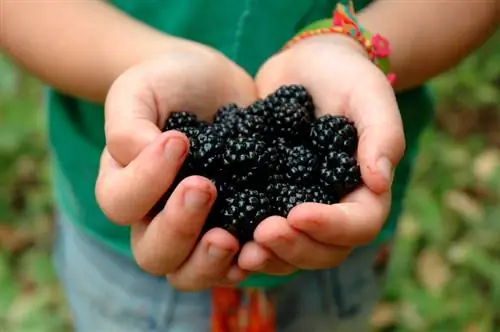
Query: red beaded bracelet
xmin=283 ymin=0 xmax=396 ymax=86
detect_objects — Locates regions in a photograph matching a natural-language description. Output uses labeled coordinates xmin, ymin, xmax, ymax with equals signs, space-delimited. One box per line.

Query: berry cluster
xmin=160 ymin=85 xmax=362 ymax=244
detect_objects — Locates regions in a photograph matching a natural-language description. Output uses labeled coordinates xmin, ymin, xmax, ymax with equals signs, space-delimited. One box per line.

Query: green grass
xmin=1 ymin=33 xmax=500 ymax=331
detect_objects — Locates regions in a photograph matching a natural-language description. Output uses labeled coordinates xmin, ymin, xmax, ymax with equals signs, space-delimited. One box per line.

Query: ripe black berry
xmin=185 ymin=127 xmax=224 ymax=173
xmin=320 ymin=151 xmax=362 ymax=198
xmin=213 ymin=103 xmax=239 ymax=124
xmin=306 ymin=185 xmax=338 ymax=205
xmin=267 ymin=183 xmax=336 ymax=216
xmin=218 ymin=189 xmax=271 ymax=243
xmin=222 ymin=137 xmax=269 ymax=168
xmin=211 ymin=122 xmax=238 ymax=140
xmin=163 ymin=111 xmax=199 ymax=131
xmin=213 ymin=103 xmax=270 ymax=138
xmin=266 ymin=84 xmax=314 ymax=114
xmin=227 ymin=112 xmax=269 ymax=138
xmin=267 ymin=102 xmax=312 ymax=140
xmin=246 ymin=99 xmax=272 ymax=119
xmin=310 ymin=115 xmax=358 ymax=155
xmin=265 ymin=145 xmax=287 ymax=175
xmin=229 ymin=167 xmax=263 ymax=188
xmin=284 ymin=146 xmax=319 ymax=184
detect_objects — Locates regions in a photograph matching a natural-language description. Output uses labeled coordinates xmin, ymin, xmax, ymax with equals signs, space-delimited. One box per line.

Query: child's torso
xmin=47 ymin=0 xmax=434 ymax=289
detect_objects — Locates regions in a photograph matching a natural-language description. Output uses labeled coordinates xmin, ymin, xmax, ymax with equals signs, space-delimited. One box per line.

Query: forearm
xmin=358 ymin=0 xmax=498 ymax=92
xmin=0 ymin=0 xmax=190 ymax=103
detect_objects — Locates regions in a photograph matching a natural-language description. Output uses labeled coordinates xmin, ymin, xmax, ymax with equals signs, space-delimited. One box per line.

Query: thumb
xmin=348 ymin=74 xmax=405 ymax=194
xmin=104 ymin=64 xmax=164 ymax=167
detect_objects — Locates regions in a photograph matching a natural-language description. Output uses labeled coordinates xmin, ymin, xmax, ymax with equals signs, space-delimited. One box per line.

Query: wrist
xmin=284 ymin=0 xmax=395 ymax=86
xmin=295 ymin=33 xmax=369 ymax=59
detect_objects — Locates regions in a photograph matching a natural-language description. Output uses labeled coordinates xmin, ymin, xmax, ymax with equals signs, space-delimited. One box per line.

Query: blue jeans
xmin=53 ymin=214 xmax=387 ymax=331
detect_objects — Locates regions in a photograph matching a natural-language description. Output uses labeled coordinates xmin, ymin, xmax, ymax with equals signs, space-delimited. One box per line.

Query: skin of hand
xmin=95 ymin=45 xmax=259 ymax=291
xmin=236 ymin=34 xmax=406 ymax=275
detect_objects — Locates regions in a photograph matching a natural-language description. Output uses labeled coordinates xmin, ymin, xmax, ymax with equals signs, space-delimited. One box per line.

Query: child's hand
xmin=238 ymin=35 xmax=405 ymax=274
xmin=95 ymin=46 xmax=258 ymax=291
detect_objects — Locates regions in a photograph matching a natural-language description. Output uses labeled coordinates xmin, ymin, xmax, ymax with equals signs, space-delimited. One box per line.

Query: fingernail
xmin=164 ymin=138 xmax=187 ymax=160
xmin=184 ymin=189 xmax=211 ymax=211
xmin=208 ymin=245 xmax=233 ymax=260
xmin=377 ymin=157 xmax=393 ymax=185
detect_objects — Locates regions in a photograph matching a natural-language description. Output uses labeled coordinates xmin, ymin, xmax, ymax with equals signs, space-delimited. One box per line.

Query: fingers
xmin=253 ymin=216 xmax=351 ymax=270
xmin=287 ymin=186 xmax=391 ymax=247
xmin=130 ymin=176 xmax=217 ymax=275
xmin=95 ymin=131 xmax=189 ymax=225
xmin=167 ymin=228 xmax=243 ymax=291
xmin=348 ymin=74 xmax=405 ymax=194
xmin=238 ymin=241 xmax=297 ymax=276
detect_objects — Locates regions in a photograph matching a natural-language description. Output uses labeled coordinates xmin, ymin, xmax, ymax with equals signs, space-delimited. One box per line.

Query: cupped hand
xmin=95 ymin=44 xmax=258 ymax=291
xmin=237 ymin=35 xmax=405 ymax=274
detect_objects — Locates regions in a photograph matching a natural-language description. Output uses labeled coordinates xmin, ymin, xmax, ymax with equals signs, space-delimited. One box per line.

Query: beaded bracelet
xmin=283 ymin=0 xmax=396 ymax=86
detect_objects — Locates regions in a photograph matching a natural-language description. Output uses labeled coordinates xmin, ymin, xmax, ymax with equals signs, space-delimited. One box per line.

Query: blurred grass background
xmin=1 ymin=32 xmax=500 ymax=332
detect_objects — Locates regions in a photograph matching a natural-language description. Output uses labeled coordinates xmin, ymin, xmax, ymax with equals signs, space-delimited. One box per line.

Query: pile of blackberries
xmin=160 ymin=85 xmax=362 ymax=244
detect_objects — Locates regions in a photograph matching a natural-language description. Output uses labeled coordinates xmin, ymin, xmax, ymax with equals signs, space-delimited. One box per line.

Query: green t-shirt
xmin=47 ymin=0 xmax=434 ymax=288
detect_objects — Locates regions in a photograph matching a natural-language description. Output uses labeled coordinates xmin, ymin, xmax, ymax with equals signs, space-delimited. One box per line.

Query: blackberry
xmin=266 ymin=84 xmax=314 ymax=114
xmin=213 ymin=102 xmax=269 ymax=138
xmin=189 ymin=126 xmax=225 ymax=172
xmin=266 ymin=183 xmax=298 ymax=216
xmin=265 ymin=140 xmax=289 ymax=183
xmin=284 ymin=146 xmax=319 ymax=184
xmin=271 ymin=136 xmax=290 ymax=148
xmin=310 ymin=115 xmax=358 ymax=155
xmin=305 ymin=185 xmax=338 ymax=205
xmin=266 ymin=145 xmax=287 ymax=171
xmin=163 ymin=111 xmax=199 ymax=131
xmin=267 ymin=102 xmax=312 ymax=140
xmin=258 ymin=86 xmax=315 ymax=140
xmin=218 ymin=189 xmax=272 ymax=244
xmin=174 ymin=126 xmax=202 ymax=146
xmin=222 ymin=137 xmax=269 ymax=168
xmin=229 ymin=168 xmax=264 ymax=188
xmin=266 ymin=183 xmax=333 ymax=216
xmin=210 ymin=177 xmax=236 ymax=198
xmin=213 ymin=103 xmax=240 ymax=124
xmin=237 ymin=113 xmax=269 ymax=137
xmin=211 ymin=122 xmax=237 ymax=140
xmin=174 ymin=126 xmax=222 ymax=174
xmin=266 ymin=173 xmax=285 ymax=183
xmin=320 ymin=151 xmax=362 ymax=198
xmin=225 ymin=111 xmax=269 ymax=138
xmin=246 ymin=99 xmax=272 ymax=119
